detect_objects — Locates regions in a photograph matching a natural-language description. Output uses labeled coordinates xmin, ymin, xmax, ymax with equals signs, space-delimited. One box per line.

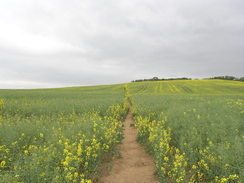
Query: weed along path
xmin=98 ymin=109 xmax=159 ymax=183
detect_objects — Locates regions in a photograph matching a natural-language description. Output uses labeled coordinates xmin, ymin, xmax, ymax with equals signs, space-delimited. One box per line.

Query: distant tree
xmin=239 ymin=77 xmax=244 ymax=81
xmin=131 ymin=77 xmax=192 ymax=82
xmin=211 ymin=76 xmax=237 ymax=80
xmin=225 ymin=76 xmax=235 ymax=80
xmin=152 ymin=77 xmax=159 ymax=81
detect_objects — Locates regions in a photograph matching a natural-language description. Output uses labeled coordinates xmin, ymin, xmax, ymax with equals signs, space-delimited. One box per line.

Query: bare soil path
xmin=98 ymin=109 xmax=159 ymax=183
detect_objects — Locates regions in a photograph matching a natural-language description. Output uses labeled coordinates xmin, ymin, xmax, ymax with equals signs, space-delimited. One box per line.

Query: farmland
xmin=129 ymin=80 xmax=244 ymax=182
xmin=0 ymin=85 xmax=128 ymax=183
xmin=0 ymin=79 xmax=244 ymax=183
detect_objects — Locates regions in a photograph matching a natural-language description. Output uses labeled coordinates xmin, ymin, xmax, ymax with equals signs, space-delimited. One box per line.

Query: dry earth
xmin=98 ymin=110 xmax=159 ymax=183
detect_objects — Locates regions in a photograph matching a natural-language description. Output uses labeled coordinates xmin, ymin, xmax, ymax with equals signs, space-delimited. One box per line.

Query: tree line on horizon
xmin=131 ymin=76 xmax=244 ymax=82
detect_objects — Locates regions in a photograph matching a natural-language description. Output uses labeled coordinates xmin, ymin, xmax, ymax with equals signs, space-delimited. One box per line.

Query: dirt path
xmin=98 ymin=110 xmax=159 ymax=183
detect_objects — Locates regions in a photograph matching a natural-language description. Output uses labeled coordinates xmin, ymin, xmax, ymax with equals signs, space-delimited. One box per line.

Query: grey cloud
xmin=0 ymin=0 xmax=244 ymax=88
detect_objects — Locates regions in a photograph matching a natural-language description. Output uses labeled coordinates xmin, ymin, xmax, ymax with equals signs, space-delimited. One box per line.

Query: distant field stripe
xmin=181 ymin=85 xmax=194 ymax=93
xmin=160 ymin=83 xmax=164 ymax=93
xmin=168 ymin=83 xmax=180 ymax=93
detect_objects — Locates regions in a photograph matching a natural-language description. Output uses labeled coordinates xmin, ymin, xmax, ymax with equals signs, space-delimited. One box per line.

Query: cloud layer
xmin=0 ymin=0 xmax=244 ymax=88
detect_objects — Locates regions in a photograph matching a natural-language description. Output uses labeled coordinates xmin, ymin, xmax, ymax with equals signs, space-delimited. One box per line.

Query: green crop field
xmin=0 ymin=79 xmax=243 ymax=183
xmin=0 ymin=85 xmax=128 ymax=183
xmin=129 ymin=80 xmax=244 ymax=183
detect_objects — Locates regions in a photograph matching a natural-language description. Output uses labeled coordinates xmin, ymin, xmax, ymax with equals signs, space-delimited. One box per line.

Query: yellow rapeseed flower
xmin=0 ymin=160 xmax=6 ymax=168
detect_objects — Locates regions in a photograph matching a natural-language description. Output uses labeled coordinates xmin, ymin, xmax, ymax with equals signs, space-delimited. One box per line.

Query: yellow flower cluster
xmin=0 ymin=160 xmax=6 ymax=168
xmin=135 ymin=116 xmax=187 ymax=183
xmin=134 ymin=114 xmax=241 ymax=183
xmin=0 ymin=98 xmax=4 ymax=110
xmin=59 ymin=104 xmax=127 ymax=182
xmin=60 ymin=105 xmax=126 ymax=182
xmin=215 ymin=174 xmax=240 ymax=183
xmin=0 ymin=102 xmax=128 ymax=183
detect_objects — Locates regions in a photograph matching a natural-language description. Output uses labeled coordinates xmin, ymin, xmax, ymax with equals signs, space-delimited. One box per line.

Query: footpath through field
xmin=98 ymin=109 xmax=158 ymax=183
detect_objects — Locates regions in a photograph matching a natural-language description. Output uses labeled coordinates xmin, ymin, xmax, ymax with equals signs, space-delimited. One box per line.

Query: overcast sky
xmin=0 ymin=0 xmax=244 ymax=88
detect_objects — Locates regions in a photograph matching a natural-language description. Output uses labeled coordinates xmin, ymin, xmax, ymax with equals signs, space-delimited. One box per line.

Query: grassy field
xmin=0 ymin=79 xmax=243 ymax=183
xmin=0 ymin=84 xmax=128 ymax=183
xmin=129 ymin=80 xmax=244 ymax=183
